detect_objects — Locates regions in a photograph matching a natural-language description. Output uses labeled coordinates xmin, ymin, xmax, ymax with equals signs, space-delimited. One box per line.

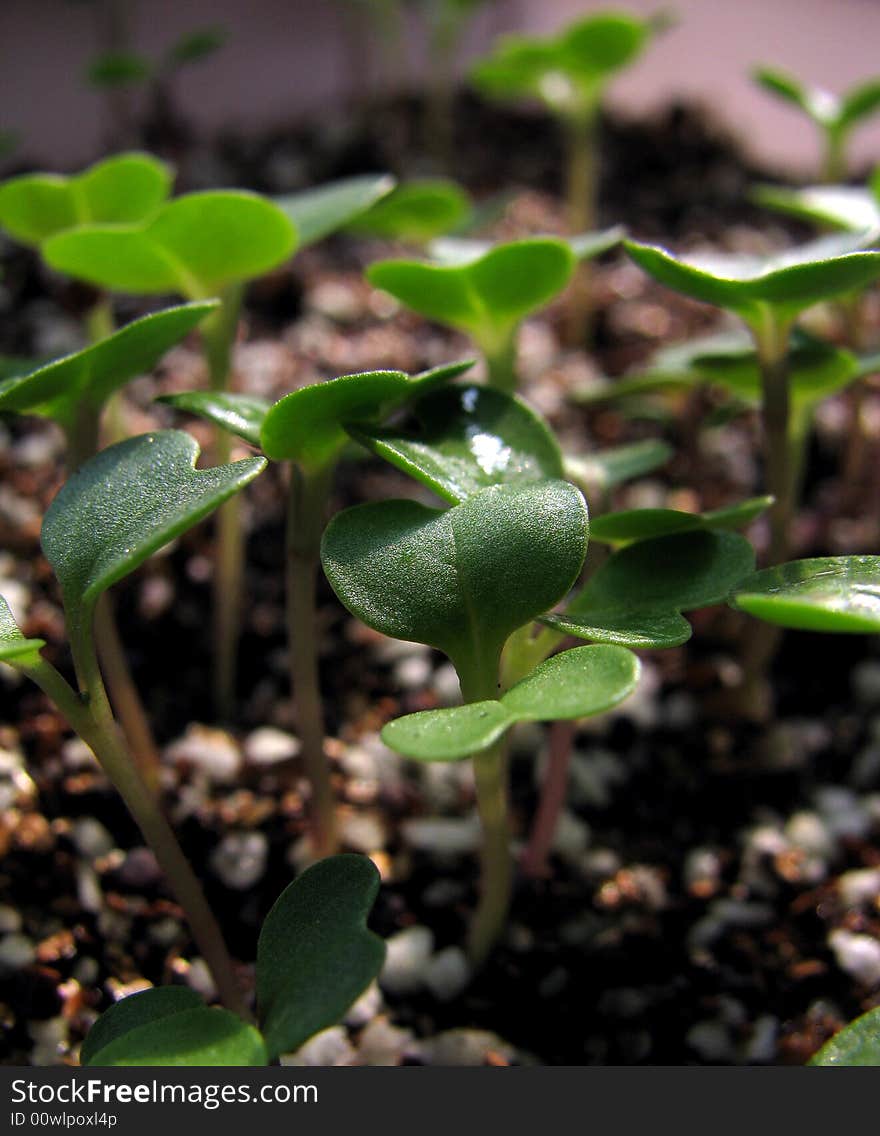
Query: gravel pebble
xmin=828 ymin=929 xmax=880 ymax=986
xmin=210 ymin=831 xmax=269 ymax=890
xmin=344 ymin=981 xmax=383 ymax=1028
xmin=838 ymin=867 xmax=880 ymax=908
xmin=424 ymin=947 xmax=471 ymax=1002
xmin=0 ymin=933 xmax=35 ymax=975
xmin=284 ymin=1026 xmax=356 ymax=1066
xmin=814 ymin=786 xmax=872 ymax=840
xmin=357 ymin=1017 xmax=415 ymax=1066
xmin=686 ymin=1020 xmax=733 ymax=1062
xmin=400 ymin=814 xmax=482 ymax=856
xmin=244 ymin=727 xmax=300 ymax=767
xmin=551 ymin=810 xmax=591 ymax=863
xmin=416 ymin=1028 xmax=516 ymax=1066
xmin=380 ymin=925 xmax=434 ymax=995
xmin=166 ymin=724 xmax=242 ymax=784
xmin=0 ymin=904 xmax=22 ymax=934
xmin=339 ymin=811 xmax=387 ymax=853
xmin=71 ymin=818 xmax=116 ymax=859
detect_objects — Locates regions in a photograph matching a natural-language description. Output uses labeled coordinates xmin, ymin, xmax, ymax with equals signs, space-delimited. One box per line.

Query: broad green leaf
xmin=351 ymin=383 xmax=563 ymax=503
xmin=322 ymin=480 xmax=588 ymax=676
xmin=0 ymin=356 xmax=42 ymax=382
xmin=86 ymin=1006 xmax=266 ymax=1067
xmin=543 ymin=530 xmax=755 ymax=648
xmin=752 ymin=67 xmax=839 ymax=125
xmin=589 ymin=496 xmax=772 ymax=546
xmin=159 ymin=390 xmax=271 ymax=448
xmin=43 ymin=191 xmax=297 ymax=298
xmin=367 ymin=238 xmax=576 ymax=349
xmin=0 ymin=153 xmax=172 ymax=246
xmin=0 ymin=594 xmax=44 ymax=667
xmin=348 ymin=178 xmax=471 ymax=242
xmin=625 ymin=233 xmax=880 ymax=322
xmin=276 ymin=174 xmax=396 ymax=247
xmin=565 ymin=439 xmax=673 ymax=490
xmin=558 ymin=13 xmax=649 ymax=79
xmin=42 ymin=431 xmax=266 ymax=639
xmin=257 ymin=855 xmax=384 ymax=1060
xmin=809 ymin=1007 xmax=880 ymax=1066
xmin=0 ymin=302 xmax=217 ymax=431
xmin=383 ymin=645 xmax=639 ymax=761
xmin=260 ymin=360 xmax=472 ymax=469
xmin=731 ymin=556 xmax=880 ymax=633
xmin=753 ymin=184 xmax=880 ymax=234
xmin=81 ymin=987 xmax=202 ymax=1066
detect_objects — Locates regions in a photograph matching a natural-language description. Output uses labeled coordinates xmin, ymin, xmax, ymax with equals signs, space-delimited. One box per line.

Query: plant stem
xmin=750 ymin=309 xmax=795 ymax=564
xmin=520 ymin=719 xmax=575 ymax=880
xmin=822 ymin=127 xmax=846 ymax=183
xmin=24 ymin=651 xmax=246 ymax=1019
xmin=481 ymin=331 xmax=518 ymax=393
xmin=285 ymin=463 xmax=337 ymax=856
xmin=562 ymin=107 xmax=599 ymax=347
xmin=459 ymin=660 xmax=513 ymax=968
xmin=200 ymin=286 xmax=245 ymax=718
xmin=84 ymin=296 xmax=126 ymax=446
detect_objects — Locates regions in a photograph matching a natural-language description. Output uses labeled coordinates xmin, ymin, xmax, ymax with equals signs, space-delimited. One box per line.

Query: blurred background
xmin=2 ymin=0 xmax=879 ymax=176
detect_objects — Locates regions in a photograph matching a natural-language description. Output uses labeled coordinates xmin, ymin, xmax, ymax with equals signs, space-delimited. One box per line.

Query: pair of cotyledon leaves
xmin=78 ymin=855 xmax=384 ymax=1066
xmin=754 ymin=66 xmax=880 ymax=141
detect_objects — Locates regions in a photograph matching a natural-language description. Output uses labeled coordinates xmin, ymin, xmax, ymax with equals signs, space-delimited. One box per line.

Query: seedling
xmin=322 ymin=478 xmax=643 ymax=962
xmin=809 ymin=1005 xmax=880 ymax=1066
xmin=78 ymin=855 xmax=384 ymax=1066
xmin=275 ymin=173 xmax=397 ymax=246
xmin=624 ymin=232 xmax=880 ymax=562
xmin=42 ymin=188 xmax=297 ymax=714
xmin=0 ymin=302 xmax=217 ymax=785
xmin=347 ymin=178 xmax=472 ymax=243
xmin=753 ymin=66 xmax=880 ymax=181
xmin=0 ymin=430 xmax=265 ymax=1013
xmin=161 ymin=361 xmax=474 ymax=855
xmin=367 ymin=237 xmax=579 ymax=390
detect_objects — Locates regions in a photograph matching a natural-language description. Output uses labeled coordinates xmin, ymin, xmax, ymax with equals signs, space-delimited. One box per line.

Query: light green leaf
xmin=752 ymin=67 xmax=839 ymax=126
xmin=0 ymin=153 xmax=172 ymax=246
xmin=276 ymin=174 xmax=396 ymax=247
xmin=543 ymin=530 xmax=755 ymax=648
xmin=348 ymin=178 xmax=470 ymax=242
xmin=86 ymin=1006 xmax=266 ymax=1067
xmin=0 ymin=302 xmax=217 ymax=431
xmin=322 ymin=480 xmax=588 ymax=676
xmin=42 ymin=431 xmax=266 ymax=639
xmin=809 ymin=1007 xmax=880 ymax=1066
xmin=257 ymin=855 xmax=385 ymax=1061
xmin=351 ymin=383 xmax=563 ymax=503
xmin=382 ymin=644 xmax=640 ymax=761
xmin=43 ymin=191 xmax=297 ymax=297
xmin=158 ymin=390 xmax=271 ymax=448
xmin=731 ymin=556 xmax=880 ymax=633
xmin=0 ymin=594 xmax=44 ymax=667
xmin=753 ymin=184 xmax=880 ymax=234
xmin=81 ymin=987 xmax=203 ymax=1066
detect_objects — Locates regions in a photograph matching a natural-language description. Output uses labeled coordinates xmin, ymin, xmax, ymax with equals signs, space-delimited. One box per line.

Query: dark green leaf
xmin=589 ymin=496 xmax=772 ymax=546
xmin=322 ymin=480 xmax=588 ymax=676
xmin=348 ymin=179 xmax=471 ymax=242
xmin=383 ymin=645 xmax=639 ymax=761
xmin=0 ymin=594 xmax=44 ymax=667
xmin=159 ymin=390 xmax=271 ymax=448
xmin=352 ymin=384 xmax=563 ymax=503
xmin=42 ymin=431 xmax=266 ymax=639
xmin=0 ymin=303 xmax=217 ymax=431
xmin=731 ymin=556 xmax=880 ymax=633
xmin=543 ymin=530 xmax=755 ymax=648
xmin=257 ymin=855 xmax=384 ymax=1060
xmin=81 ymin=987 xmax=203 ymax=1067
xmin=276 ymin=174 xmax=396 ymax=247
xmin=86 ymin=1007 xmax=266 ymax=1067
xmin=809 ymin=1007 xmax=880 ymax=1066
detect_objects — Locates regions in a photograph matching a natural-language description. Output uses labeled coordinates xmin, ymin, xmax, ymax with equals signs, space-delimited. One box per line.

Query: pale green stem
xmin=84 ymin=296 xmax=125 ymax=446
xmin=285 ymin=463 xmax=337 ymax=857
xmin=562 ymin=107 xmax=599 ymax=346
xmin=480 ymin=330 xmax=518 ymax=394
xmin=822 ymin=126 xmax=847 ymax=183
xmin=22 ymin=650 xmax=246 ymax=1018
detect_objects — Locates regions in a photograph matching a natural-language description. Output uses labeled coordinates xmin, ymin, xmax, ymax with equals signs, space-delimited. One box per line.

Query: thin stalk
xmin=285 ymin=463 xmax=337 ymax=857
xmin=84 ymin=295 xmax=126 ymax=447
xmin=62 ymin=415 xmax=162 ymax=793
xmin=822 ymin=127 xmax=846 ymax=183
xmin=840 ymin=293 xmax=871 ymax=500
xmin=750 ymin=310 xmax=796 ymax=565
xmin=562 ymin=107 xmax=599 ymax=347
xmin=481 ymin=331 xmax=518 ymax=393
xmin=520 ymin=719 xmax=576 ymax=880
xmin=459 ymin=659 xmax=513 ymax=968
xmin=200 ymin=285 xmax=245 ymax=718
xmin=23 ymin=650 xmax=246 ymax=1018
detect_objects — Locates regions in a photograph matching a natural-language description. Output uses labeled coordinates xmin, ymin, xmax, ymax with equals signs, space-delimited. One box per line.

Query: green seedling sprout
xmin=0 ymin=151 xmax=173 ymax=342
xmin=160 ymin=361 xmax=475 ymax=855
xmin=347 ymin=178 xmax=472 ymax=244
xmin=322 ymin=478 xmax=642 ymax=964
xmin=77 ymin=855 xmax=384 ymax=1066
xmin=808 ymin=1005 xmax=880 ymax=1066
xmin=753 ymin=66 xmax=880 ymax=181
xmin=367 ymin=236 xmax=580 ymax=390
xmin=42 ymin=188 xmax=297 ymax=716
xmin=0 ymin=302 xmax=217 ymax=788
xmin=624 ymin=232 xmax=880 ymax=564
xmin=0 ymin=430 xmax=265 ymax=1014
xmin=274 ymin=173 xmax=397 ymax=247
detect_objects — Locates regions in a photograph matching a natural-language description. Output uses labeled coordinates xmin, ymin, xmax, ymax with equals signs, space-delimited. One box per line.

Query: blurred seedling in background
xmin=471 ymin=9 xmax=663 ymax=339
xmin=347 ymin=178 xmax=472 ymax=244
xmin=367 ymin=231 xmax=621 ymax=390
xmin=752 ymin=66 xmax=880 ymax=182
xmin=160 ymin=360 xmax=473 ymax=855
xmin=78 ymin=856 xmax=384 ymax=1066
xmin=0 ymin=430 xmax=265 ymax=1015
xmin=0 ymin=302 xmax=217 ymax=787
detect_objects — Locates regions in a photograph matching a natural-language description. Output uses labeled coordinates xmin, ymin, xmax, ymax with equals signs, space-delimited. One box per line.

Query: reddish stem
xmin=520 ymin=719 xmax=576 ymax=879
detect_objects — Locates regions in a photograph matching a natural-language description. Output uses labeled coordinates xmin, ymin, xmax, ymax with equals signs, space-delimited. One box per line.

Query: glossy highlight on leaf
xmin=352 ymin=383 xmax=563 ymax=503
xmin=382 ymin=645 xmax=640 ymax=761
xmin=348 ymin=178 xmax=471 ymax=242
xmin=543 ymin=530 xmax=756 ymax=648
xmin=158 ymin=390 xmax=271 ymax=448
xmin=809 ymin=1006 xmax=880 ymax=1066
xmin=257 ymin=855 xmax=385 ymax=1060
xmin=275 ymin=173 xmax=396 ymax=247
xmin=322 ymin=480 xmax=589 ymax=675
xmin=0 ymin=594 xmax=44 ymax=667
xmin=0 ymin=302 xmax=217 ymax=431
xmin=0 ymin=152 xmax=172 ymax=246
xmin=42 ymin=431 xmax=266 ymax=633
xmin=43 ymin=191 xmax=297 ymax=297
xmin=731 ymin=556 xmax=880 ymax=633
xmin=367 ymin=238 xmax=576 ymax=348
